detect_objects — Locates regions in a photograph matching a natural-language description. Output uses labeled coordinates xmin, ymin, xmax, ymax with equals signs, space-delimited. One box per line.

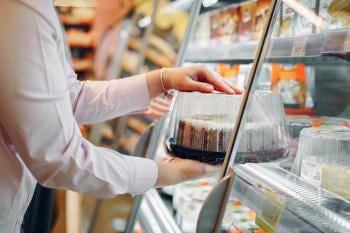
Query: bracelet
xmin=160 ymin=68 xmax=173 ymax=99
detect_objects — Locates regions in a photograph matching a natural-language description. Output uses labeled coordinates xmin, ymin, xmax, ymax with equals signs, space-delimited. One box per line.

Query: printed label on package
xmin=291 ymin=36 xmax=308 ymax=56
xmin=321 ymin=165 xmax=350 ymax=199
xmin=301 ymin=157 xmax=324 ymax=186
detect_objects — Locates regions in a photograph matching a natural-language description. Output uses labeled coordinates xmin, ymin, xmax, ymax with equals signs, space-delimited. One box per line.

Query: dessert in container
xmin=294 ymin=126 xmax=350 ymax=199
xmin=167 ymin=91 xmax=289 ymax=164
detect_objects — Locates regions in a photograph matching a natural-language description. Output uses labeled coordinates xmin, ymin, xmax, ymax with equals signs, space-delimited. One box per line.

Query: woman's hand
xmin=142 ymin=97 xmax=170 ymax=119
xmin=164 ymin=65 xmax=243 ymax=94
xmin=155 ymin=158 xmax=221 ymax=187
xmin=145 ymin=65 xmax=243 ymax=98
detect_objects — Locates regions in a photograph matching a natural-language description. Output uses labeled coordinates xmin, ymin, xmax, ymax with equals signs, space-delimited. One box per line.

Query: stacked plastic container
xmin=294 ymin=126 xmax=350 ymax=199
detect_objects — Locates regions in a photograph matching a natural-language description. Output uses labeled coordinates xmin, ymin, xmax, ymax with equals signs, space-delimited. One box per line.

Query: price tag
xmin=255 ymin=191 xmax=284 ymax=233
xmin=343 ymin=31 xmax=350 ymax=53
xmin=291 ymin=36 xmax=308 ymax=56
xmin=300 ymin=158 xmax=324 ymax=187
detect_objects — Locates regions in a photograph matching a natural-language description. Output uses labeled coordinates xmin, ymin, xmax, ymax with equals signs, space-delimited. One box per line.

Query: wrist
xmin=162 ymin=68 xmax=172 ymax=90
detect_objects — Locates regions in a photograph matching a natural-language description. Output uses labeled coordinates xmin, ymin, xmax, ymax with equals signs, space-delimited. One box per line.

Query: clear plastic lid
xmin=171 ymin=91 xmax=288 ymax=159
xmin=297 ymin=126 xmax=350 ymax=166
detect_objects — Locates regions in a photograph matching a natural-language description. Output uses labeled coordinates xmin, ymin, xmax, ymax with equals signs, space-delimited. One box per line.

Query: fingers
xmin=155 ymin=158 xmax=221 ymax=187
xmin=222 ymin=78 xmax=244 ymax=94
xmin=150 ymin=100 xmax=170 ymax=113
xmin=186 ymin=78 xmax=214 ymax=93
xmin=195 ymin=66 xmax=235 ymax=94
xmin=152 ymin=97 xmax=170 ymax=108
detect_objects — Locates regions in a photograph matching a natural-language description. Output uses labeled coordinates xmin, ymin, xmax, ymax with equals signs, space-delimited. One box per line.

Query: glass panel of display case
xmin=219 ymin=0 xmax=350 ymax=232
xmin=151 ymin=1 xmax=274 ymax=232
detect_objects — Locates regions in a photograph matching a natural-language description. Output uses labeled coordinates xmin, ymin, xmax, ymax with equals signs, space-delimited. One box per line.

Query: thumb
xmin=186 ymin=79 xmax=214 ymax=93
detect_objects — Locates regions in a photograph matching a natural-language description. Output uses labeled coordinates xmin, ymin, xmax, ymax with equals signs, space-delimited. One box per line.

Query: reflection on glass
xmin=222 ymin=0 xmax=350 ymax=232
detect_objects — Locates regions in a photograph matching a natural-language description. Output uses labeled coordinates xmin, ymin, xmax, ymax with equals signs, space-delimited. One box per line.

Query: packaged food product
xmin=319 ymin=0 xmax=350 ymax=31
xmin=193 ymin=13 xmax=211 ymax=47
xmin=294 ymin=0 xmax=316 ymax=35
xmin=219 ymin=7 xmax=240 ymax=43
xmin=172 ymin=179 xmax=215 ymax=233
xmin=168 ymin=91 xmax=288 ymax=164
xmin=295 ymin=126 xmax=350 ymax=199
xmin=253 ymin=0 xmax=271 ymax=40
xmin=280 ymin=2 xmax=295 ymax=37
xmin=223 ymin=199 xmax=262 ymax=233
xmin=210 ymin=12 xmax=221 ymax=43
xmin=239 ymin=1 xmax=257 ymax=42
xmin=271 ymin=63 xmax=307 ymax=109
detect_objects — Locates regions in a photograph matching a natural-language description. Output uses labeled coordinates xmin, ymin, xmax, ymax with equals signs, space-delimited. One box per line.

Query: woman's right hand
xmin=155 ymin=158 xmax=221 ymax=187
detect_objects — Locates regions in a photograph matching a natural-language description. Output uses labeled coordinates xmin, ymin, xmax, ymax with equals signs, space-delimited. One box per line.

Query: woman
xmin=0 ymin=1 xmax=241 ymax=232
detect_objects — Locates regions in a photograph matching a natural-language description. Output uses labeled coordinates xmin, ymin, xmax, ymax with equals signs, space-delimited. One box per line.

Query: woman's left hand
xmin=163 ymin=65 xmax=243 ymax=94
xmin=145 ymin=65 xmax=243 ymax=98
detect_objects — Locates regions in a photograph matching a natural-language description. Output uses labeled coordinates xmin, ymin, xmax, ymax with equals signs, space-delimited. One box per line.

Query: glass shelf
xmin=185 ymin=29 xmax=350 ymax=63
xmin=232 ymin=163 xmax=350 ymax=233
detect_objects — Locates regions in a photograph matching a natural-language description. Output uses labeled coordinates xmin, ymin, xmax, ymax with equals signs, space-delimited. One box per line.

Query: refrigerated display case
xmin=210 ymin=0 xmax=350 ymax=233
xmin=132 ymin=0 xmax=350 ymax=233
xmin=133 ymin=0 xmax=269 ymax=233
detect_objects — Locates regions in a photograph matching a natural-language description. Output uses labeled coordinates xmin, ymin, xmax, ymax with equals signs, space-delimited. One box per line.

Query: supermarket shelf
xmin=185 ymin=41 xmax=257 ymax=63
xmin=60 ymin=16 xmax=93 ymax=27
xmin=185 ymin=29 xmax=350 ymax=63
xmin=139 ymin=189 xmax=182 ymax=233
xmin=232 ymin=163 xmax=350 ymax=233
xmin=72 ymin=58 xmax=93 ymax=72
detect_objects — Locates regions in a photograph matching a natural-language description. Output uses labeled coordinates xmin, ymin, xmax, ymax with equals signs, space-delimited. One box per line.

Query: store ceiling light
xmin=54 ymin=0 xmax=96 ymax=7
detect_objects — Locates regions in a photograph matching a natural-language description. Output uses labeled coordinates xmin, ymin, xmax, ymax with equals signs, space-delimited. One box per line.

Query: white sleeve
xmin=67 ymin=72 xmax=151 ymax=125
xmin=0 ymin=0 xmax=157 ymax=197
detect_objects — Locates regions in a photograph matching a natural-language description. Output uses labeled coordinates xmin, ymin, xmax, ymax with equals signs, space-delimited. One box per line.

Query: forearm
xmin=70 ymin=75 xmax=150 ymax=124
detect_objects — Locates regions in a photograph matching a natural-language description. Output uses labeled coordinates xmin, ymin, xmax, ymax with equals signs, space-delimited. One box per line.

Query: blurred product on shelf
xmin=280 ymin=1 xmax=295 ymax=37
xmin=58 ymin=6 xmax=95 ymax=25
xmin=253 ymin=0 xmax=270 ymax=40
xmin=269 ymin=63 xmax=316 ymax=114
xmin=171 ymin=178 xmax=262 ymax=233
xmin=293 ymin=126 xmax=350 ymax=199
xmin=294 ymin=0 xmax=317 ymax=35
xmin=239 ymin=1 xmax=256 ymax=42
xmin=219 ymin=7 xmax=240 ymax=43
xmin=66 ymin=29 xmax=94 ymax=48
xmin=172 ymin=178 xmax=214 ymax=233
xmin=287 ymin=115 xmax=350 ymax=138
xmin=223 ymin=199 xmax=264 ymax=233
xmin=192 ymin=0 xmax=271 ymax=47
xmin=271 ymin=64 xmax=308 ymax=109
xmin=168 ymin=91 xmax=288 ymax=164
xmin=321 ymin=0 xmax=350 ymax=30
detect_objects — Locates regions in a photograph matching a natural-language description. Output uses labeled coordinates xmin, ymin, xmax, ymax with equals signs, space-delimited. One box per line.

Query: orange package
xmin=271 ymin=63 xmax=308 ymax=109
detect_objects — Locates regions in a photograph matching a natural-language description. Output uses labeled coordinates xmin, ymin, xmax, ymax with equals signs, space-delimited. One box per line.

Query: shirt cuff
xmin=127 ymin=157 xmax=158 ymax=195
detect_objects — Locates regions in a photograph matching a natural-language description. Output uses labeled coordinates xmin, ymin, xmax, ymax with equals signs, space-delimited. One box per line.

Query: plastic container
xmin=168 ymin=91 xmax=288 ymax=164
xmin=294 ymin=126 xmax=350 ymax=199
